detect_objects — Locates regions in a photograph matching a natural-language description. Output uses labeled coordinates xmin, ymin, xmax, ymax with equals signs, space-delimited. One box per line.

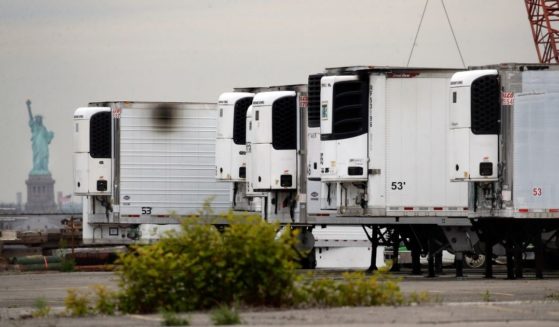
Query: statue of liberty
xmin=27 ymin=99 xmax=54 ymax=175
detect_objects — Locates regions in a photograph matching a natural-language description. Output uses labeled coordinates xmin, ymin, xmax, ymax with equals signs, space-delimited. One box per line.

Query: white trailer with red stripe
xmin=316 ymin=67 xmax=468 ymax=219
xmin=216 ymin=64 xmax=559 ymax=276
xmin=73 ymin=101 xmax=231 ymax=244
xmin=217 ymin=68 xmax=479 ymax=272
xmin=305 ymin=67 xmax=477 ymax=274
xmin=449 ymin=63 xmax=559 ymax=278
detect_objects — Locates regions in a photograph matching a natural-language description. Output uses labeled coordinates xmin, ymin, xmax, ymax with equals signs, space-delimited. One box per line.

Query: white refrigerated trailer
xmin=316 ymin=67 xmax=468 ymax=220
xmin=216 ymin=64 xmax=559 ymax=277
xmin=448 ymin=63 xmax=559 ymax=278
xmin=73 ymin=101 xmax=231 ymax=244
xmin=217 ymin=68 xmax=478 ymax=273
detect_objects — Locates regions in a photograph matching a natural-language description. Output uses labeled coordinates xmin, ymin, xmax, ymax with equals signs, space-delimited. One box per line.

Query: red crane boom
xmin=525 ymin=0 xmax=559 ymax=63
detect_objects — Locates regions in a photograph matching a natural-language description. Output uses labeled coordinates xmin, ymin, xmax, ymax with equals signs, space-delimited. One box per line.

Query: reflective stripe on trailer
xmin=121 ymin=214 xmax=170 ymax=218
xmin=517 ymin=209 xmax=559 ymax=213
xmin=388 ymin=207 xmax=469 ymax=211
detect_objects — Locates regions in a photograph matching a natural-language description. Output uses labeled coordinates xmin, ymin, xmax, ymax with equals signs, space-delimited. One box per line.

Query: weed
xmin=545 ymin=291 xmax=559 ymax=301
xmin=210 ymin=305 xmax=241 ymax=325
xmin=91 ymin=284 xmax=116 ymax=315
xmin=59 ymin=257 xmax=76 ymax=272
xmin=160 ymin=310 xmax=190 ymax=326
xmin=65 ymin=288 xmax=90 ymax=316
xmin=295 ymin=270 xmax=403 ymax=307
xmin=407 ymin=291 xmax=431 ymax=304
xmin=482 ymin=290 xmax=492 ymax=302
xmin=32 ymin=297 xmax=51 ymax=318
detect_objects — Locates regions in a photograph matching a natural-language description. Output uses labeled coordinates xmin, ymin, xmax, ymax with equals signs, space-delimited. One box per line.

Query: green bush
xmin=210 ymin=305 xmax=242 ymax=325
xmin=116 ymin=213 xmax=299 ymax=313
xmin=295 ymin=270 xmax=403 ymax=307
xmin=111 ymin=204 xmax=406 ymax=314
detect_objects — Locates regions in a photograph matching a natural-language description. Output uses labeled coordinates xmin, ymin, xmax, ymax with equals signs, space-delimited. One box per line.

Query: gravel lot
xmin=1 ymin=271 xmax=559 ymax=326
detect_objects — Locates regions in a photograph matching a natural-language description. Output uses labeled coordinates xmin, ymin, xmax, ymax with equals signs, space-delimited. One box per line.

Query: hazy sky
xmin=0 ymin=0 xmax=536 ymax=203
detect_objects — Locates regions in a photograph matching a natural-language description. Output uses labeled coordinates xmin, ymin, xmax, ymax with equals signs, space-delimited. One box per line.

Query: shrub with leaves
xmin=295 ymin=270 xmax=404 ymax=307
xmin=116 ymin=213 xmax=299 ymax=313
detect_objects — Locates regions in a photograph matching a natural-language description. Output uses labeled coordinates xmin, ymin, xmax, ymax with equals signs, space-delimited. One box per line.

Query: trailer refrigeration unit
xmin=215 ymin=91 xmax=259 ymax=212
xmin=73 ymin=101 xmax=231 ymax=244
xmin=217 ymin=85 xmax=317 ymax=223
xmin=449 ymin=63 xmax=559 ymax=279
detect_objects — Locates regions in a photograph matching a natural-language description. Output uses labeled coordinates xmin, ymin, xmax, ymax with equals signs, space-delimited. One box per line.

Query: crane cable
xmin=407 ymin=0 xmax=429 ymax=67
xmin=407 ymin=0 xmax=466 ymax=68
xmin=441 ymin=0 xmax=466 ymax=68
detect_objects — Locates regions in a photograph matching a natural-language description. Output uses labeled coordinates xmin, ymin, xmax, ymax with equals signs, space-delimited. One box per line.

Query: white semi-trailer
xmin=316 ymin=67 xmax=468 ymax=219
xmin=448 ymin=63 xmax=559 ymax=278
xmin=73 ymin=101 xmax=231 ymax=244
xmin=216 ymin=64 xmax=559 ymax=277
xmin=217 ymin=68 xmax=477 ymax=273
xmin=72 ymin=64 xmax=559 ymax=278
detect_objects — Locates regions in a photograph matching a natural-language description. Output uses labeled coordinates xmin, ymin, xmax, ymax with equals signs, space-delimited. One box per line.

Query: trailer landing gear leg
xmin=390 ymin=231 xmax=400 ymax=272
xmin=535 ymin=234 xmax=544 ymax=279
xmin=484 ymin=241 xmax=494 ymax=279
xmin=435 ymin=251 xmax=443 ymax=275
xmin=367 ymin=225 xmax=378 ymax=272
xmin=455 ymin=252 xmax=464 ymax=278
xmin=427 ymin=240 xmax=436 ymax=278
xmin=514 ymin=242 xmax=524 ymax=279
xmin=506 ymin=242 xmax=515 ymax=280
xmin=411 ymin=243 xmax=422 ymax=275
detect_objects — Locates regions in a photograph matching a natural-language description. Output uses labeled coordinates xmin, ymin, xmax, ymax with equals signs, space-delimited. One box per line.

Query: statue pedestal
xmin=25 ymin=174 xmax=57 ymax=213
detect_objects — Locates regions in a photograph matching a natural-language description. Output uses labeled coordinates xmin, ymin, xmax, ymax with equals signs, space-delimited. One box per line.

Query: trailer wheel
xmin=464 ymin=253 xmax=486 ymax=269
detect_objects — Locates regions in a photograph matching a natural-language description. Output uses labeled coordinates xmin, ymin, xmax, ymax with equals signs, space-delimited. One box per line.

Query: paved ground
xmin=1 ymin=270 xmax=559 ymax=326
